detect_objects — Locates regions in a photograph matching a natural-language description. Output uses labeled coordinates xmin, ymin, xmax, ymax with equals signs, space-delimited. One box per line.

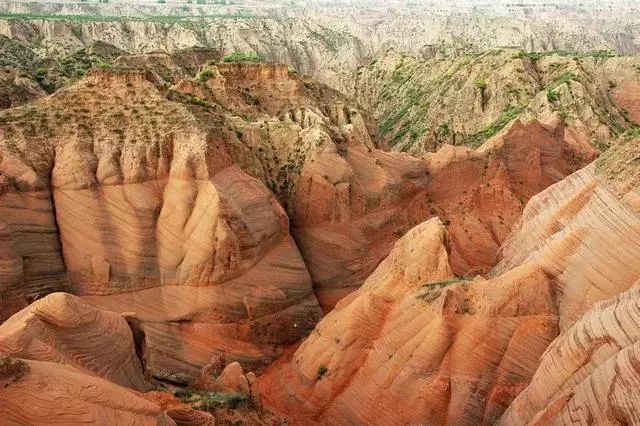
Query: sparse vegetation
xmin=196 ymin=67 xmax=216 ymax=82
xmin=474 ymin=78 xmax=487 ymax=90
xmin=515 ymin=49 xmax=616 ymax=63
xmin=464 ymin=106 xmax=525 ymax=148
xmin=222 ymin=51 xmax=265 ymax=63
xmin=309 ymin=28 xmax=347 ymax=53
xmin=174 ymin=389 xmax=249 ymax=410
xmin=187 ymin=95 xmax=209 ymax=107
xmin=547 ymin=89 xmax=560 ymax=102
xmin=549 ymin=72 xmax=579 ymax=90
xmin=422 ymin=278 xmax=471 ymax=288
xmin=436 ymin=123 xmax=451 ymax=137
xmin=317 ymin=365 xmax=329 ymax=379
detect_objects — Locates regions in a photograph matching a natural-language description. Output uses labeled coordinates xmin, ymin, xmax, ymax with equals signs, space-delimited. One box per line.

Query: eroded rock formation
xmin=294 ymin=117 xmax=595 ymax=309
xmin=0 ymin=66 xmax=325 ymax=379
xmin=0 ymin=292 xmax=148 ymax=391
xmin=259 ymin=153 xmax=640 ymax=424
xmin=0 ymin=357 xmax=175 ymax=425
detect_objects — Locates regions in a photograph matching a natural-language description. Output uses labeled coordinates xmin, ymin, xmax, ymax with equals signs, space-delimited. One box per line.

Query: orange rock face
xmin=0 ymin=68 xmax=322 ymax=378
xmin=0 ymin=293 xmax=148 ymax=391
xmin=501 ymin=280 xmax=640 ymax=424
xmin=293 ymin=118 xmax=595 ymax=310
xmin=259 ymin=219 xmax=557 ymax=424
xmin=260 ymin=160 xmax=640 ymax=424
xmin=0 ymin=357 xmax=175 ymax=425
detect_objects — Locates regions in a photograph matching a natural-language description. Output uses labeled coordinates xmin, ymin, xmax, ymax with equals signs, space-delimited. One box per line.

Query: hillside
xmin=0 ymin=4 xmax=640 ymax=425
xmin=1 ymin=0 xmax=640 ymax=94
xmin=356 ymin=48 xmax=640 ymax=155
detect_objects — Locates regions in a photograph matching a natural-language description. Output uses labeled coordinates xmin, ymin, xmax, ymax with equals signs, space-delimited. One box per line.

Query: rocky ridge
xmin=1 ymin=0 xmax=640 ymax=94
xmin=259 ymin=137 xmax=640 ymax=424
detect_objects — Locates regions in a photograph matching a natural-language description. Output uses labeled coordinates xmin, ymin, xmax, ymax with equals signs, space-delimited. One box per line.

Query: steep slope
xmin=293 ymin=117 xmax=594 ymax=309
xmin=501 ymin=280 xmax=640 ymax=425
xmin=356 ymin=48 xmax=640 ymax=155
xmin=260 ymin=219 xmax=560 ymax=425
xmin=496 ymin=135 xmax=640 ymax=424
xmin=0 ymin=65 xmax=330 ymax=378
xmin=260 ymin=148 xmax=640 ymax=424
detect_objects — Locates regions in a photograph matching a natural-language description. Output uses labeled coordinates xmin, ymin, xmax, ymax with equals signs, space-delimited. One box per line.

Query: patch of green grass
xmin=549 ymin=71 xmax=579 ymax=90
xmin=436 ymin=123 xmax=451 ymax=138
xmin=464 ymin=106 xmax=525 ymax=148
xmin=422 ymin=278 xmax=470 ymax=288
xmin=392 ymin=67 xmax=409 ymax=85
xmin=379 ymin=103 xmax=411 ymax=137
xmin=196 ymin=66 xmax=215 ymax=82
xmin=187 ymin=95 xmax=209 ymax=107
xmin=174 ymin=389 xmax=249 ymax=410
xmin=474 ymin=78 xmax=487 ymax=90
xmin=623 ymin=125 xmax=640 ymax=140
xmin=222 ymin=51 xmax=264 ymax=63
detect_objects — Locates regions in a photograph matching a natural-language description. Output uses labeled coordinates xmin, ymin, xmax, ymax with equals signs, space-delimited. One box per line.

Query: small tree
xmin=317 ymin=365 xmax=328 ymax=379
xmin=474 ymin=78 xmax=487 ymax=90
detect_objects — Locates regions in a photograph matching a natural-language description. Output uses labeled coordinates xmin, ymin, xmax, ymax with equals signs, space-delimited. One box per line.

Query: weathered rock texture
xmin=0 ymin=292 xmax=148 ymax=391
xmin=0 ymin=357 xmax=175 ymax=425
xmin=260 ymin=157 xmax=640 ymax=424
xmin=294 ymin=117 xmax=594 ymax=309
xmin=0 ymin=64 xmax=328 ymax=378
xmin=2 ymin=1 xmax=640 ymax=93
xmin=501 ymin=280 xmax=640 ymax=425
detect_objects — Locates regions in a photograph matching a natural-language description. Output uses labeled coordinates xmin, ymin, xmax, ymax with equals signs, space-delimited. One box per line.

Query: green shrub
xmin=222 ymin=51 xmax=264 ymax=63
xmin=392 ymin=67 xmax=409 ymax=84
xmin=436 ymin=123 xmax=450 ymax=137
xmin=174 ymin=389 xmax=248 ymax=410
xmin=196 ymin=67 xmax=215 ymax=82
xmin=549 ymin=71 xmax=579 ymax=90
xmin=547 ymin=89 xmax=560 ymax=102
xmin=317 ymin=365 xmax=328 ymax=379
xmin=474 ymin=78 xmax=487 ymax=90
xmin=187 ymin=95 xmax=208 ymax=107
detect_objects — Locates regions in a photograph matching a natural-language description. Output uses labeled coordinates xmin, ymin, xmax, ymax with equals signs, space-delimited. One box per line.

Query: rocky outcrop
xmin=260 ymin=157 xmax=640 ymax=424
xmin=501 ymin=281 xmax=640 ymax=425
xmin=293 ymin=117 xmax=594 ymax=309
xmin=0 ymin=292 xmax=148 ymax=391
xmin=0 ymin=357 xmax=174 ymax=425
xmin=259 ymin=219 xmax=558 ymax=424
xmin=0 ymin=66 xmax=323 ymax=377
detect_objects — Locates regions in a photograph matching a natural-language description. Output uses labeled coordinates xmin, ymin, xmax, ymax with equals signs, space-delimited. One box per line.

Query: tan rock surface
xmin=501 ymin=281 xmax=640 ymax=425
xmin=0 ymin=292 xmax=148 ymax=390
xmin=0 ymin=357 xmax=174 ymax=425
